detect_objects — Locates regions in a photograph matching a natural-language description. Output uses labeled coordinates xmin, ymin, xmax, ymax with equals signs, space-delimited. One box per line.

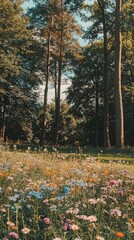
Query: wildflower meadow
xmin=0 ymin=149 xmax=134 ymax=240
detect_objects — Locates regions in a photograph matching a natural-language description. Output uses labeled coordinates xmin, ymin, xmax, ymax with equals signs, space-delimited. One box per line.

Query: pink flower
xmin=110 ymin=208 xmax=122 ymax=217
xmin=9 ymin=232 xmax=19 ymax=239
xmin=68 ymin=224 xmax=72 ymax=230
xmin=44 ymin=217 xmax=50 ymax=224
xmin=119 ymin=190 xmax=124 ymax=196
xmin=66 ymin=219 xmax=72 ymax=224
xmin=76 ymin=215 xmax=88 ymax=220
xmin=109 ymin=180 xmax=117 ymax=186
xmin=63 ymin=223 xmax=68 ymax=231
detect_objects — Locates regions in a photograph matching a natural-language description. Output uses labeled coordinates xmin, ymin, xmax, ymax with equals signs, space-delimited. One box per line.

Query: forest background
xmin=0 ymin=0 xmax=133 ymax=148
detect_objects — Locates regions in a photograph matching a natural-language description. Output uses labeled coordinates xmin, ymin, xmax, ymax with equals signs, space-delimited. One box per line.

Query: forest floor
xmin=0 ymin=150 xmax=134 ymax=239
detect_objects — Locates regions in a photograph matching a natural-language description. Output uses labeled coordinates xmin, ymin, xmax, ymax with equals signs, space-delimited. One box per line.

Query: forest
xmin=0 ymin=0 xmax=134 ymax=148
xmin=0 ymin=2 xmax=134 ymax=239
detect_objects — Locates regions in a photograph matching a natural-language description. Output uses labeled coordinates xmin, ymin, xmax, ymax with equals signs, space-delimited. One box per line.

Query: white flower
xmin=53 ymin=238 xmax=62 ymax=240
xmin=8 ymin=194 xmax=19 ymax=202
xmin=96 ymin=236 xmax=105 ymax=240
xmin=87 ymin=215 xmax=97 ymax=222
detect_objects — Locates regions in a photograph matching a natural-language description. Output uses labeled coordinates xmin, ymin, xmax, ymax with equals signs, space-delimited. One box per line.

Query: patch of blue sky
xmin=22 ymin=0 xmax=34 ymax=10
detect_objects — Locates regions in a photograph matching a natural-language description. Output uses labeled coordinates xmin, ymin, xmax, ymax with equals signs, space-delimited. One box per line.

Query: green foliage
xmin=43 ymin=102 xmax=78 ymax=145
xmin=0 ymin=0 xmax=31 ymax=92
xmin=0 ymin=0 xmax=133 ymax=147
xmin=0 ymin=0 xmax=41 ymax=142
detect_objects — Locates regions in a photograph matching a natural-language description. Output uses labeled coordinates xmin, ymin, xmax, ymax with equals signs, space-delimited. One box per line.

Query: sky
xmin=23 ymin=0 xmax=33 ymax=9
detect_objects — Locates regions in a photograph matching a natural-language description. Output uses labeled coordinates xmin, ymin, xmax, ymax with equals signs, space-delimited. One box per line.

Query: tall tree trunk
xmin=95 ymin=75 xmax=99 ymax=147
xmin=0 ymin=102 xmax=6 ymax=141
xmin=97 ymin=0 xmax=110 ymax=148
xmin=54 ymin=59 xmax=58 ymax=143
xmin=55 ymin=0 xmax=63 ymax=144
xmin=55 ymin=59 xmax=62 ymax=144
xmin=54 ymin=60 xmax=58 ymax=108
xmin=114 ymin=0 xmax=124 ymax=148
xmin=40 ymin=23 xmax=51 ymax=146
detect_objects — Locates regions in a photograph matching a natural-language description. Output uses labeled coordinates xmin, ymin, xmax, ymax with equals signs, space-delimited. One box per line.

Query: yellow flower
xmin=0 ymin=172 xmax=8 ymax=177
xmin=86 ymin=178 xmax=94 ymax=183
xmin=102 ymin=169 xmax=109 ymax=175
xmin=128 ymin=218 xmax=134 ymax=226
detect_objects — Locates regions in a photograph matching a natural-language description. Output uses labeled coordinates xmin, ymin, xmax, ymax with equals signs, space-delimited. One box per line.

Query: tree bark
xmin=54 ymin=60 xmax=58 ymax=108
xmin=97 ymin=0 xmax=110 ymax=148
xmin=114 ymin=0 xmax=124 ymax=148
xmin=95 ymin=75 xmax=99 ymax=147
xmin=0 ymin=102 xmax=6 ymax=141
xmin=55 ymin=59 xmax=62 ymax=144
xmin=40 ymin=21 xmax=51 ymax=146
xmin=55 ymin=0 xmax=63 ymax=144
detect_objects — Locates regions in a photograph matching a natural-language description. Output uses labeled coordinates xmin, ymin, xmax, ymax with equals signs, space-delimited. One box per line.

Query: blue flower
xmin=70 ymin=180 xmax=87 ymax=187
xmin=27 ymin=191 xmax=45 ymax=199
xmin=40 ymin=185 xmax=46 ymax=191
xmin=47 ymin=187 xmax=55 ymax=191
xmin=40 ymin=185 xmax=55 ymax=192
xmin=77 ymin=180 xmax=87 ymax=187
xmin=63 ymin=186 xmax=70 ymax=194
xmin=56 ymin=195 xmax=65 ymax=200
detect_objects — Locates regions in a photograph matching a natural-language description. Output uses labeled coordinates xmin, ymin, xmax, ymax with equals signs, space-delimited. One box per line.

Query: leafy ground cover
xmin=0 ymin=151 xmax=134 ymax=239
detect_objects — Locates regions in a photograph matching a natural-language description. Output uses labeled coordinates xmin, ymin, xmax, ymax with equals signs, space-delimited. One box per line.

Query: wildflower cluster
xmin=0 ymin=151 xmax=133 ymax=239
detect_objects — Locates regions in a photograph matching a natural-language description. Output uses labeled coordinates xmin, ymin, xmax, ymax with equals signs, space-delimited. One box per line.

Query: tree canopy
xmin=0 ymin=0 xmax=133 ymax=147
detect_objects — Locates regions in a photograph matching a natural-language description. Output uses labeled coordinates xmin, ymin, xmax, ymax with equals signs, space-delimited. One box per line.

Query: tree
xmin=97 ymin=0 xmax=110 ymax=148
xmin=83 ymin=0 xmax=114 ymax=147
xmin=40 ymin=16 xmax=52 ymax=146
xmin=67 ymin=42 xmax=105 ymax=146
xmin=28 ymin=0 xmax=82 ymax=145
xmin=27 ymin=0 xmax=55 ymax=145
xmin=43 ymin=101 xmax=77 ymax=145
xmin=52 ymin=0 xmax=82 ymax=144
xmin=114 ymin=0 xmax=124 ymax=148
xmin=0 ymin=0 xmax=35 ymax=141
